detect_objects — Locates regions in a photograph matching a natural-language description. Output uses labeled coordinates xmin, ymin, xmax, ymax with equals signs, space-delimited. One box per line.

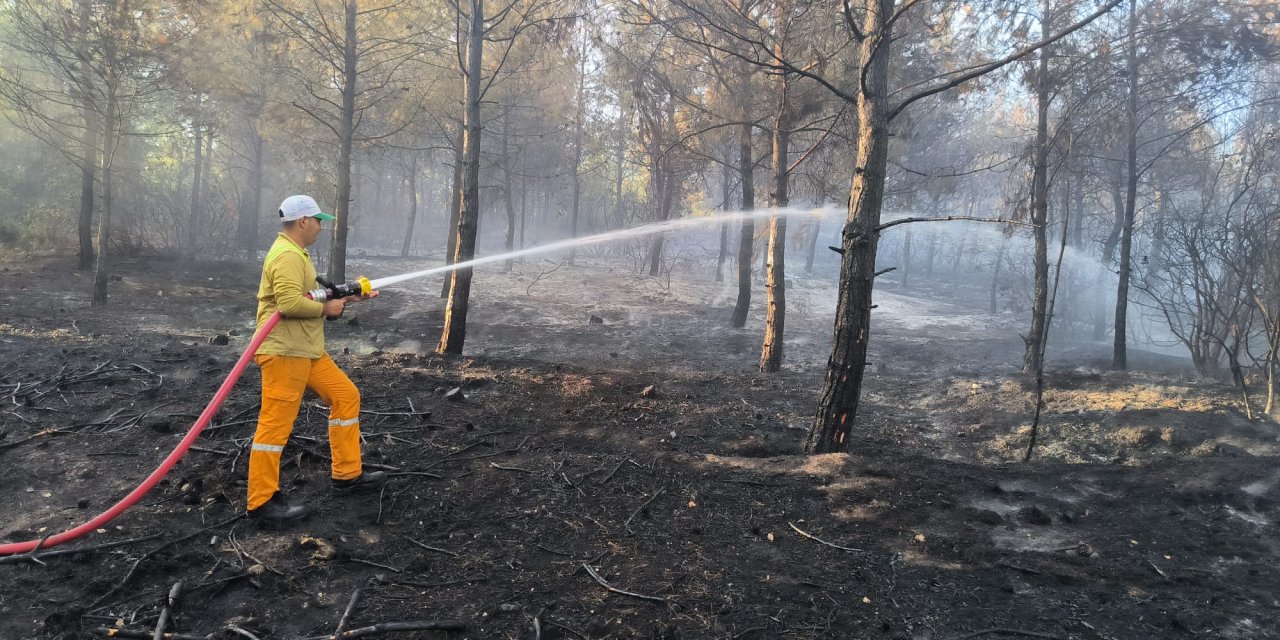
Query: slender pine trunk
xmin=401 ymin=154 xmax=419 ymax=258
xmin=805 ymin=0 xmax=893 ymax=453
xmin=438 ymin=0 xmax=484 ymax=355
xmin=1113 ymin=0 xmax=1139 ymax=370
xmin=1024 ymin=7 xmax=1052 ymax=374
xmin=730 ymin=121 xmax=755 ymax=328
xmin=442 ymin=129 xmax=463 ymax=297
xmin=760 ymin=10 xmax=791 ymax=373
xmin=328 ymin=0 xmax=358 ymax=283
xmin=502 ymin=111 xmax=517 ymax=272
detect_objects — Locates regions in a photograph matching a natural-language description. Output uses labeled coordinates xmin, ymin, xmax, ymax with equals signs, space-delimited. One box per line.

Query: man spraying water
xmin=246 ymin=195 xmax=384 ymax=523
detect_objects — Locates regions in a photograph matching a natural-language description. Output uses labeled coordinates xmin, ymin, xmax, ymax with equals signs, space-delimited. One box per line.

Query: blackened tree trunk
xmin=438 ymin=0 xmax=483 ymax=355
xmin=760 ymin=14 xmax=791 ymax=373
xmin=925 ymin=232 xmax=939 ymax=278
xmin=613 ymin=106 xmax=630 ymax=228
xmin=75 ymin=0 xmax=96 ymax=271
xmin=1147 ymin=187 xmax=1166 ymax=280
xmin=646 ymin=100 xmax=677 ymax=277
xmin=716 ymin=161 xmax=732 ymax=282
xmin=805 ymin=0 xmax=893 ymax=453
xmin=899 ymin=230 xmax=911 ymax=289
xmin=990 ymin=234 xmax=1008 ymax=313
xmin=1023 ymin=3 xmax=1052 ymax=374
xmin=501 ymin=110 xmax=517 ymax=272
xmin=730 ymin=121 xmax=755 ymax=328
xmin=646 ymin=157 xmax=675 ymax=276
xmin=91 ymin=44 xmax=119 ymax=307
xmin=442 ymin=129 xmax=463 ymax=297
xmin=804 ymin=195 xmax=823 ymax=274
xmin=204 ymin=128 xmax=215 ymax=229
xmin=1113 ymin=0 xmax=1138 ymax=370
xmin=77 ymin=109 xmax=97 ymax=270
xmin=189 ymin=122 xmax=204 ymax=254
xmin=1227 ymin=328 xmax=1254 ymax=420
xmin=1263 ymin=312 xmax=1278 ymax=420
xmin=519 ymin=153 xmax=527 ymax=251
xmin=567 ymin=31 xmax=587 ymax=266
xmin=328 ymin=0 xmax=358 ymax=283
xmin=401 ymin=153 xmax=419 ymax=258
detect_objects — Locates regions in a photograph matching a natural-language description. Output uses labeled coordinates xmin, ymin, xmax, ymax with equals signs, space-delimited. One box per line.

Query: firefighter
xmin=247 ymin=195 xmax=384 ymax=522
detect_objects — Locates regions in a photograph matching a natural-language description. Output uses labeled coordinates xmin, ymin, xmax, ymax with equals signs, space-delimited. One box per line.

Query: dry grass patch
xmin=1112 ymin=426 xmax=1158 ymax=447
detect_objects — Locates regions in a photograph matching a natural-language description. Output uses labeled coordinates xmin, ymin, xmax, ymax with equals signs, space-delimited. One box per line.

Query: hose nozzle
xmin=310 ymin=276 xmax=372 ymax=302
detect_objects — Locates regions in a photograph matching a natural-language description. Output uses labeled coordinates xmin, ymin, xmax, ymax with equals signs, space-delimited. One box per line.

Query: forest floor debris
xmin=1 ymin=255 xmax=1277 ymax=639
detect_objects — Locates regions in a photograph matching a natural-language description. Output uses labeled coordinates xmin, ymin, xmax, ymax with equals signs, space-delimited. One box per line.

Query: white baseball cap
xmin=278 ymin=195 xmax=335 ymax=221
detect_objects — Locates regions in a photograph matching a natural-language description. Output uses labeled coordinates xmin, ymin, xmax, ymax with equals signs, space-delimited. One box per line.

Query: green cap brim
xmin=312 ymin=212 xmax=336 ymax=221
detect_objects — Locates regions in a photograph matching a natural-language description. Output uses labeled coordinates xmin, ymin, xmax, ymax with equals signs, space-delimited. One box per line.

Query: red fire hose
xmin=0 ymin=312 xmax=283 ymax=556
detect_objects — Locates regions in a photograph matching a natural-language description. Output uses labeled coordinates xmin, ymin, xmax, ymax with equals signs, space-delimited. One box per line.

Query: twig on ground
xmin=562 ymin=472 xmax=585 ymax=496
xmin=580 ymin=562 xmax=666 ymax=603
xmin=93 ymin=628 xmax=208 ymax=639
xmin=2 ymin=409 xmax=32 ymax=423
xmin=0 ymin=428 xmax=62 ymax=451
xmin=387 ymin=576 xmax=489 ymax=589
xmin=788 ymin=522 xmax=862 ymax=552
xmin=346 ymin=557 xmax=401 ymax=573
xmin=386 ymin=470 xmax=442 ymax=478
xmin=712 ymin=477 xmax=785 ymax=488
xmin=12 ymin=532 xmax=53 ymax=566
xmin=0 ymin=533 xmax=163 ymax=565
xmin=995 ymin=560 xmax=1045 ymax=576
xmin=187 ymin=445 xmax=232 ymax=456
xmin=201 ymin=419 xmax=258 ymax=432
xmin=444 ymin=440 xmax=486 ymax=458
xmin=333 ymin=589 xmax=362 ymax=639
xmin=403 ymin=537 xmax=460 ymax=557
xmin=576 ymin=460 xmax=609 ymax=484
xmin=297 ymin=620 xmax=468 ymax=639
xmin=376 ymin=484 xmax=387 ymax=525
xmin=226 ymin=626 xmax=261 ymax=640
xmin=151 ymin=581 xmax=184 ymax=640
xmin=359 ymin=409 xmax=433 ymax=418
xmin=597 ymin=458 xmax=629 ymax=485
xmin=544 ymin=619 xmax=587 ymax=639
xmin=490 ymin=462 xmax=533 ymax=473
xmin=186 ymin=572 xmax=250 ymax=596
xmin=624 ymin=485 xmax=667 ymax=535
xmin=945 ymin=629 xmax=1062 ymax=640
xmin=1148 ymin=560 xmax=1168 ymax=580
xmin=447 ymin=436 xmax=530 ymax=463
xmin=119 ymin=400 xmax=180 ymax=431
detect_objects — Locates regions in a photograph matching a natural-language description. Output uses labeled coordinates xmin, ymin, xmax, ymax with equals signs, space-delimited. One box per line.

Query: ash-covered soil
xmin=1 ymin=253 xmax=1277 ymax=640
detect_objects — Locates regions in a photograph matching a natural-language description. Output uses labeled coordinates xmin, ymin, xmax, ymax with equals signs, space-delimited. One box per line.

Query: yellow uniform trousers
xmin=248 ymin=353 xmax=363 ymax=510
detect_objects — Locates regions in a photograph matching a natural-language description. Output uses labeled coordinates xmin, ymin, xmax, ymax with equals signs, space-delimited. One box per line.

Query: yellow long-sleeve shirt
xmin=255 ymin=234 xmax=327 ymax=358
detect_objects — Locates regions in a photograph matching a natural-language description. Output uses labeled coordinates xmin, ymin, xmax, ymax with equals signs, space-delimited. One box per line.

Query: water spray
xmin=0 ymin=205 xmax=842 ymax=556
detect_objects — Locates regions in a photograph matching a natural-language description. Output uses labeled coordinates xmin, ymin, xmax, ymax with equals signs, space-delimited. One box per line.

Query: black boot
xmin=331 ymin=471 xmax=387 ymax=494
xmin=247 ymin=493 xmax=309 ymax=522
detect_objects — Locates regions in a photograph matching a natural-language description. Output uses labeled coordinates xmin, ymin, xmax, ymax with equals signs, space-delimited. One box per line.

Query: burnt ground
xmin=1 ymin=252 xmax=1278 ymax=640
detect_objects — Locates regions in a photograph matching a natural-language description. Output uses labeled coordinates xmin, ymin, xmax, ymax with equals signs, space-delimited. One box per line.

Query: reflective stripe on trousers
xmin=247 ymin=353 xmax=362 ymax=510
